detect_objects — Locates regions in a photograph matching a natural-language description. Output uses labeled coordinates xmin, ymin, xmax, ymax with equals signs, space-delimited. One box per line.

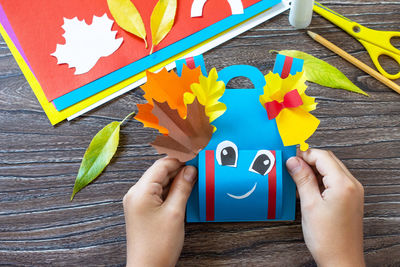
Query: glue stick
xmin=289 ymin=0 xmax=314 ymax=29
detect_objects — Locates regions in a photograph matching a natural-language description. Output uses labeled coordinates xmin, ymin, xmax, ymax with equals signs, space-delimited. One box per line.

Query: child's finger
xmin=286 ymin=157 xmax=321 ymax=206
xmin=327 ymin=151 xmax=356 ymax=181
xmin=328 ymin=151 xmax=364 ymax=194
xmin=298 ymin=149 xmax=347 ymax=185
xmin=163 ymin=166 xmax=197 ymax=212
xmin=162 ymin=183 xmax=171 ymax=201
xmin=140 ymin=157 xmax=184 ymax=187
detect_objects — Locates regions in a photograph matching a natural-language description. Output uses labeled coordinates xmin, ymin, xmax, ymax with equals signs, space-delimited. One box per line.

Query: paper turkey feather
xmin=151 ymin=98 xmax=213 ymax=162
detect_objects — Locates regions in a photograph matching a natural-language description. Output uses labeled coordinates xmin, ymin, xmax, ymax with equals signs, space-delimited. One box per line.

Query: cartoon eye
xmin=216 ymin=141 xmax=238 ymax=167
xmin=249 ymin=150 xmax=275 ymax=176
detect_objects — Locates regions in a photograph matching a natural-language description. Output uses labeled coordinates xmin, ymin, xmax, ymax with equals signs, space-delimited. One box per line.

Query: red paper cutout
xmin=206 ymin=150 xmax=215 ymax=221
xmin=267 ymin=150 xmax=276 ymax=219
xmin=264 ymin=89 xmax=303 ymax=120
xmin=186 ymin=57 xmax=196 ymax=69
xmin=0 ymin=0 xmax=259 ymax=101
xmin=280 ymin=55 xmax=293 ymax=79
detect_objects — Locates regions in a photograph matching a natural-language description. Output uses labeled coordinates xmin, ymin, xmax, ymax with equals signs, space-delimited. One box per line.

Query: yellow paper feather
xmin=184 ymin=68 xmax=227 ymax=127
xmin=107 ymin=0 xmax=148 ymax=48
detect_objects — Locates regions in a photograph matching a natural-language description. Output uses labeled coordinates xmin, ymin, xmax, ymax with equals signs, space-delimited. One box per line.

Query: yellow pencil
xmin=307 ymin=30 xmax=400 ymax=95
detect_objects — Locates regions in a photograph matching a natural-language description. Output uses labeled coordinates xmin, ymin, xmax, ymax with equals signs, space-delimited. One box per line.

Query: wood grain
xmin=1 ymin=0 xmax=399 ymax=266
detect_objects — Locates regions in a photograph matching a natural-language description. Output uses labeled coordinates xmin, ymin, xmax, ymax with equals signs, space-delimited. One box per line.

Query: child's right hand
xmin=286 ymin=149 xmax=365 ymax=267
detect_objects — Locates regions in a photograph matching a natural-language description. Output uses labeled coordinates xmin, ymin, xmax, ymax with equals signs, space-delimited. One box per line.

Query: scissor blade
xmin=314 ymin=1 xmax=352 ymax=23
xmin=314 ymin=2 xmax=400 ymax=57
xmin=313 ymin=1 xmax=361 ymax=38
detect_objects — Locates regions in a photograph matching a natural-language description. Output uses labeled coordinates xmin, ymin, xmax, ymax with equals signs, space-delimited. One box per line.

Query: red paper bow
xmin=264 ymin=89 xmax=303 ymax=120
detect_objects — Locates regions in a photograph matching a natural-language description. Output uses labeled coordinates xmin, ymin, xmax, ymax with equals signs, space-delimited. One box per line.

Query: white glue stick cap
xmin=289 ymin=0 xmax=314 ymax=29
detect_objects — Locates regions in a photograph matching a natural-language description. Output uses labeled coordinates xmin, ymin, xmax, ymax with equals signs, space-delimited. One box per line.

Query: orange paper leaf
xmin=141 ymin=66 xmax=201 ymax=118
xmin=135 ymin=103 xmax=168 ymax=134
xmin=135 ymin=65 xmax=201 ymax=134
xmin=151 ymin=98 xmax=213 ymax=162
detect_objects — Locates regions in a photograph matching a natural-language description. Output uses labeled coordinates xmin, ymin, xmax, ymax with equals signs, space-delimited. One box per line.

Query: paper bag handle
xmin=218 ymin=65 xmax=266 ymax=94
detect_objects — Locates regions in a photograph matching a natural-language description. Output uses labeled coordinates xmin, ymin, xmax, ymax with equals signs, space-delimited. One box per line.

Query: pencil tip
xmin=307 ymin=30 xmax=317 ymax=39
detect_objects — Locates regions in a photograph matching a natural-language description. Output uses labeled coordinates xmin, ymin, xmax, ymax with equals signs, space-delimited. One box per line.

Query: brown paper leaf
xmin=151 ymin=98 xmax=213 ymax=162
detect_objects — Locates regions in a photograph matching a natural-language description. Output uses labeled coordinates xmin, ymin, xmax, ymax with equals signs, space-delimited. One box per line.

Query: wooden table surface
xmin=1 ymin=0 xmax=400 ymax=266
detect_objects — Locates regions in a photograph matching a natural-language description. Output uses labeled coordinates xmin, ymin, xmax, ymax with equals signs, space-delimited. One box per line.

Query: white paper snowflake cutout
xmin=51 ymin=14 xmax=123 ymax=75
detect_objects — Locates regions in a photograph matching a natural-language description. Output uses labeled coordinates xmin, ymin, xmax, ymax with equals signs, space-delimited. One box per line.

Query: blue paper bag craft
xmin=135 ymin=54 xmax=320 ymax=222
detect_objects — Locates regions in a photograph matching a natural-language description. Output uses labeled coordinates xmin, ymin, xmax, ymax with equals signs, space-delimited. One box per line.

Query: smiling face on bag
xmin=198 ymin=86 xmax=285 ymax=221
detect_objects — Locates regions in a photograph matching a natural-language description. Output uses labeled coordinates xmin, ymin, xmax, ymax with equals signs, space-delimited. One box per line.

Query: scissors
xmin=313 ymin=1 xmax=400 ymax=80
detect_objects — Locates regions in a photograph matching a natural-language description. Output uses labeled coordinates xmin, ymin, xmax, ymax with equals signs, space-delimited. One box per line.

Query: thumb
xmin=163 ymin=165 xmax=197 ymax=211
xmin=286 ymin=157 xmax=321 ymax=206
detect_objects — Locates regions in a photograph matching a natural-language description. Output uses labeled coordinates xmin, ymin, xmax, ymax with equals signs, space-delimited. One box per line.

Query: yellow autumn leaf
xmin=260 ymin=71 xmax=319 ymax=151
xmin=107 ymin=0 xmax=148 ymax=48
xmin=184 ymin=68 xmax=227 ymax=131
xmin=150 ymin=0 xmax=177 ymax=53
xmin=260 ymin=71 xmax=317 ymax=112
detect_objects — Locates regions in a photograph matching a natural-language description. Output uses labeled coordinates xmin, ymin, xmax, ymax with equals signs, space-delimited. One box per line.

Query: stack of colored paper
xmin=0 ymin=0 xmax=288 ymax=125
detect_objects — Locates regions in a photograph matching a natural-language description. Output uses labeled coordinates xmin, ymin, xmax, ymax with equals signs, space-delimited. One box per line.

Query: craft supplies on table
xmin=314 ymin=1 xmax=400 ymax=80
xmin=289 ymin=0 xmax=314 ymax=29
xmin=0 ymin=0 xmax=289 ymax=125
xmin=307 ymin=31 xmax=400 ymax=95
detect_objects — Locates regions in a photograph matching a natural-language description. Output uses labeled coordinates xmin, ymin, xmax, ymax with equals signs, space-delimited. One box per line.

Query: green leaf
xmin=71 ymin=121 xmax=121 ymax=200
xmin=278 ymin=50 xmax=369 ymax=96
xmin=150 ymin=0 xmax=177 ymax=54
xmin=107 ymin=0 xmax=148 ymax=48
xmin=70 ymin=112 xmax=135 ymax=200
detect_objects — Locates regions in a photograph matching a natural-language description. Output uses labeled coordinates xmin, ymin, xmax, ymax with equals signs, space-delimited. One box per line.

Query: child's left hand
xmin=123 ymin=157 xmax=197 ymax=267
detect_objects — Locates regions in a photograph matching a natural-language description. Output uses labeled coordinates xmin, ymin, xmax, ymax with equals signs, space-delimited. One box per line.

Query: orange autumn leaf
xmin=141 ymin=65 xmax=201 ymax=118
xmin=136 ymin=103 xmax=168 ymax=134
xmin=135 ymin=65 xmax=201 ymax=134
xmin=142 ymin=69 xmax=180 ymax=105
